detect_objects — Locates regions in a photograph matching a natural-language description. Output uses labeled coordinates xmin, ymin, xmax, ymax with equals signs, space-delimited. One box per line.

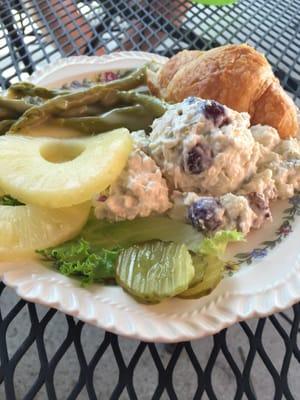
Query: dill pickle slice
xmin=178 ymin=259 xmax=223 ymax=299
xmin=116 ymin=241 xmax=194 ymax=303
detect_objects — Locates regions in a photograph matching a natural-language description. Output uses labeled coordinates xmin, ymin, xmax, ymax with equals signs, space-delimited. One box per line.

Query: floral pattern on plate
xmin=235 ymin=195 xmax=300 ymax=265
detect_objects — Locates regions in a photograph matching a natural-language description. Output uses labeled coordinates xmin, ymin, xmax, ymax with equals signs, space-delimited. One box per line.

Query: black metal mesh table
xmin=0 ymin=1 xmax=300 ymax=399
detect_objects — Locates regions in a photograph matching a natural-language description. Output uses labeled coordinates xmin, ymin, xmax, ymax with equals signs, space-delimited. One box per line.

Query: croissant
xmin=147 ymin=49 xmax=203 ymax=98
xmin=147 ymin=44 xmax=298 ymax=138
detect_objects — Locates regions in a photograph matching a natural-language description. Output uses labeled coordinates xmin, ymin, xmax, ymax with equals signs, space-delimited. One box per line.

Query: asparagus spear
xmin=8 ymin=65 xmax=147 ymax=100
xmin=9 ymin=87 xmax=112 ymax=132
xmin=56 ymin=103 xmax=108 ymax=118
xmin=117 ymin=91 xmax=166 ymax=117
xmin=10 ymin=89 xmax=167 ymax=133
xmin=54 ymin=105 xmax=156 ymax=134
xmin=1 ymin=94 xmax=107 ymax=120
xmin=4 ymin=65 xmax=148 ymax=126
xmin=8 ymin=82 xmax=69 ymax=100
xmin=0 ymin=97 xmax=32 ymax=119
xmin=103 ymin=65 xmax=147 ymax=90
xmin=0 ymin=120 xmax=15 ymax=135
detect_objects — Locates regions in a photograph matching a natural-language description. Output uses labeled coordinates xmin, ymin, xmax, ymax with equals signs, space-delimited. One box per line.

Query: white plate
xmin=1 ymin=52 xmax=300 ymax=343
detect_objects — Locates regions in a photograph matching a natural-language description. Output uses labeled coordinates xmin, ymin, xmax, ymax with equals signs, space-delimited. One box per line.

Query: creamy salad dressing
xmin=93 ymin=149 xmax=171 ymax=221
xmin=149 ymin=100 xmax=260 ymax=195
xmin=252 ymin=123 xmax=300 ymax=200
xmin=238 ymin=170 xmax=277 ymax=212
xmin=94 ymin=97 xmax=300 ymax=235
xmin=220 ymin=193 xmax=257 ymax=234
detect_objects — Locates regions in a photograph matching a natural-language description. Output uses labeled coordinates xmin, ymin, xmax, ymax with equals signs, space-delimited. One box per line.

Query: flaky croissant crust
xmin=147 ymin=44 xmax=298 ymax=138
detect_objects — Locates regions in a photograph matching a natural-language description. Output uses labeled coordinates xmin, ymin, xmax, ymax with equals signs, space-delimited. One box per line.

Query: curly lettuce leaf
xmin=37 ymin=238 xmax=120 ymax=285
xmin=199 ymin=230 xmax=244 ymax=256
xmin=180 ymin=230 xmax=244 ymax=298
xmin=37 ymin=216 xmax=203 ymax=287
xmin=37 ymin=218 xmax=243 ymax=297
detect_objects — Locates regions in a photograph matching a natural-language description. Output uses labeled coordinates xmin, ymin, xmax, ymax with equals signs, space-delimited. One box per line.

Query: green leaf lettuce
xmin=37 ymin=239 xmax=120 ymax=285
xmin=180 ymin=230 xmax=244 ymax=298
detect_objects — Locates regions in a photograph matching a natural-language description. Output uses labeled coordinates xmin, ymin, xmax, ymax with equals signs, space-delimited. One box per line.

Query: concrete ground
xmin=0 ymin=286 xmax=299 ymax=400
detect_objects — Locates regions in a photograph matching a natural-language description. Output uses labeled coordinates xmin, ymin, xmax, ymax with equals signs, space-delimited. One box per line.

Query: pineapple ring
xmin=0 ymin=202 xmax=90 ymax=259
xmin=0 ymin=129 xmax=132 ymax=208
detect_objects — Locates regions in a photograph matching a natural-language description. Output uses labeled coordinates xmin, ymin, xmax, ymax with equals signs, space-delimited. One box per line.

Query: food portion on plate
xmin=0 ymin=44 xmax=299 ymax=303
xmin=147 ymin=44 xmax=299 ymax=139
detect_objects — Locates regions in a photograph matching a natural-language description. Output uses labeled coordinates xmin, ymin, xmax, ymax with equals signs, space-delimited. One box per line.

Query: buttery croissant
xmin=147 ymin=49 xmax=203 ymax=98
xmin=147 ymin=44 xmax=298 ymax=138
